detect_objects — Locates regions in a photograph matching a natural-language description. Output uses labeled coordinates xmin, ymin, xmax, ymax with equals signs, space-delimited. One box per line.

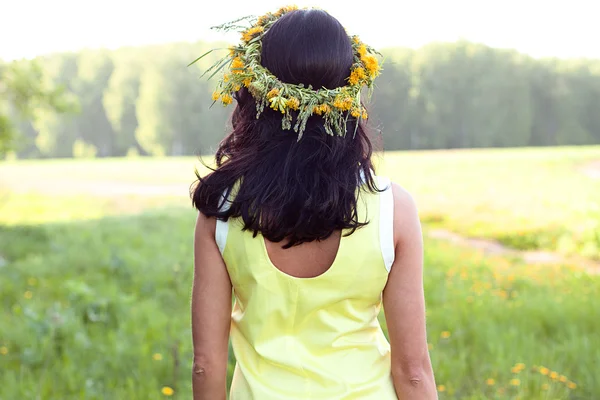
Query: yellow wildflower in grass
xmin=161 ymin=386 xmax=174 ymax=396
xmin=437 ymin=385 xmax=446 ymax=392
xmin=242 ymin=26 xmax=265 ymax=43
xmin=221 ymin=94 xmax=233 ymax=106
xmin=286 ymin=97 xmax=300 ymax=110
xmin=567 ymin=381 xmax=577 ymax=389
xmin=486 ymin=378 xmax=495 ymax=386
xmin=212 ymin=91 xmax=221 ymax=101
xmin=24 ymin=291 xmax=33 ymax=299
xmin=539 ymin=367 xmax=550 ymax=375
xmin=152 ymin=353 xmax=163 ymax=361
xmin=510 ymin=378 xmax=520 ymax=386
xmin=440 ymin=331 xmax=451 ymax=339
xmin=231 ymin=57 xmax=245 ymax=74
xmin=348 ymin=67 xmax=366 ymax=85
xmin=267 ymin=88 xmax=280 ymax=99
xmin=0 ymin=346 xmax=8 ymax=355
xmin=541 ymin=383 xmax=549 ymax=390
xmin=550 ymin=371 xmax=559 ymax=380
xmin=559 ymin=375 xmax=567 ymax=383
xmin=28 ymin=277 xmax=37 ymax=286
xmin=511 ymin=363 xmax=525 ymax=373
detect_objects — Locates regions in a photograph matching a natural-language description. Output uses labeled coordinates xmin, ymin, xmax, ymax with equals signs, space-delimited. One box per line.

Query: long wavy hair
xmin=191 ymin=9 xmax=380 ymax=248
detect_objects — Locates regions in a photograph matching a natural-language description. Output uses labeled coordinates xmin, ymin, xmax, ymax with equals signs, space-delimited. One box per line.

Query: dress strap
xmin=215 ymin=189 xmax=232 ymax=255
xmin=377 ymin=176 xmax=395 ymax=272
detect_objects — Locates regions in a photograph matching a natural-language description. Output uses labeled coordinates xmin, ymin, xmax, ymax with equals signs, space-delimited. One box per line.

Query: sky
xmin=2 ymin=0 xmax=599 ymax=61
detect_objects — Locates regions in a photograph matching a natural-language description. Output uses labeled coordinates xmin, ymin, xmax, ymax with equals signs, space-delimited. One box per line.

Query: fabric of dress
xmin=217 ymin=176 xmax=397 ymax=399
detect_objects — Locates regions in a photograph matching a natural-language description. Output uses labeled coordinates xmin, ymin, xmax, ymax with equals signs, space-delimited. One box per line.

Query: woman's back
xmin=189 ymin=6 xmax=437 ymax=400
xmin=221 ymin=177 xmax=395 ymax=399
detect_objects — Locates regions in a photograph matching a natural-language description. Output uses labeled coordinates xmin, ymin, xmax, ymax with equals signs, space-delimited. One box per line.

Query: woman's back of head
xmin=192 ymin=8 xmax=379 ymax=248
xmin=261 ymin=9 xmax=353 ymax=90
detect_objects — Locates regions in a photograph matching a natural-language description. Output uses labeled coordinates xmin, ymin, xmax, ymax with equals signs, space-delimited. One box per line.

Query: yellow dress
xmin=217 ymin=176 xmax=397 ymax=399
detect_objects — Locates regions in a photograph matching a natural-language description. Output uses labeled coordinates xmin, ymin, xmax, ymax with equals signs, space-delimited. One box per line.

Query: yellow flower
xmin=223 ymin=74 xmax=230 ymax=82
xmin=241 ymin=26 xmax=265 ymax=43
xmin=221 ymin=94 xmax=233 ymax=106
xmin=358 ymin=44 xmax=367 ymax=57
xmin=286 ymin=97 xmax=300 ymax=110
xmin=550 ymin=371 xmax=559 ymax=380
xmin=440 ymin=331 xmax=451 ymax=339
xmin=257 ymin=14 xmax=271 ymax=26
xmin=362 ymin=55 xmax=380 ymax=78
xmin=231 ymin=57 xmax=245 ymax=74
xmin=242 ymin=77 xmax=253 ymax=88
xmin=353 ymin=36 xmax=360 ymax=44
xmin=152 ymin=353 xmax=163 ymax=361
xmin=233 ymin=84 xmax=241 ymax=91
xmin=567 ymin=381 xmax=577 ymax=389
xmin=228 ymin=47 xmax=236 ymax=57
xmin=275 ymin=5 xmax=298 ymax=16
xmin=486 ymin=378 xmax=495 ymax=386
xmin=510 ymin=378 xmax=520 ymax=386
xmin=539 ymin=367 xmax=549 ymax=375
xmin=351 ymin=108 xmax=361 ymax=118
xmin=348 ymin=67 xmax=366 ymax=85
xmin=161 ymin=386 xmax=174 ymax=396
xmin=211 ymin=91 xmax=220 ymax=101
xmin=267 ymin=88 xmax=280 ymax=99
xmin=333 ymin=96 xmax=354 ymax=111
xmin=437 ymin=385 xmax=446 ymax=392
xmin=0 ymin=346 xmax=8 ymax=355
xmin=511 ymin=363 xmax=525 ymax=373
xmin=321 ymin=104 xmax=332 ymax=114
xmin=24 ymin=291 xmax=33 ymax=299
xmin=559 ymin=375 xmax=567 ymax=383
xmin=312 ymin=104 xmax=331 ymax=116
xmin=541 ymin=383 xmax=549 ymax=390
xmin=28 ymin=277 xmax=37 ymax=286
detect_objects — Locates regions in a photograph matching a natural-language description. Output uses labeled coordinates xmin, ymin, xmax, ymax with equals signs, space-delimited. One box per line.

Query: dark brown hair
xmin=192 ymin=9 xmax=379 ymax=248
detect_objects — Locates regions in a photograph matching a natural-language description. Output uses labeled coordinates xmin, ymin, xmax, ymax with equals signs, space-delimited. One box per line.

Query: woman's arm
xmin=383 ymin=183 xmax=437 ymax=400
xmin=191 ymin=211 xmax=232 ymax=400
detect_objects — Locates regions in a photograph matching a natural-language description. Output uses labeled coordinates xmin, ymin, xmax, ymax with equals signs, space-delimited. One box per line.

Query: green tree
xmin=0 ymin=59 xmax=74 ymax=156
xmin=74 ymin=50 xmax=115 ymax=157
xmin=103 ymin=49 xmax=143 ymax=156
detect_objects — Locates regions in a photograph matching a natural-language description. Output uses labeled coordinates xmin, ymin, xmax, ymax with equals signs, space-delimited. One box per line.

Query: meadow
xmin=1 ymin=146 xmax=599 ymax=399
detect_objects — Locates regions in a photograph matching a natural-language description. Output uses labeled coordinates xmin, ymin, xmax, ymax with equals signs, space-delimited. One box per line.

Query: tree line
xmin=3 ymin=40 xmax=600 ymax=159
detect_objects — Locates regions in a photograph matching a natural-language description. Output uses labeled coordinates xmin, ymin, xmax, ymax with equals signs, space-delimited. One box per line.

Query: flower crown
xmin=191 ymin=5 xmax=382 ymax=139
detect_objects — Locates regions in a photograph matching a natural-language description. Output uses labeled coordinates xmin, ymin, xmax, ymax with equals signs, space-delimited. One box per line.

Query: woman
xmin=190 ymin=6 xmax=437 ymax=400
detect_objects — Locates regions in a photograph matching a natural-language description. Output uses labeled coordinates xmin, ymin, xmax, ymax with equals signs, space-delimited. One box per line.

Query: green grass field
xmin=1 ymin=146 xmax=599 ymax=399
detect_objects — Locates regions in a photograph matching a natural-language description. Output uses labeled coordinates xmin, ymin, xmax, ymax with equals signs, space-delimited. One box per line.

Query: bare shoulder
xmin=195 ymin=211 xmax=217 ymax=240
xmin=389 ymin=181 xmax=421 ymax=245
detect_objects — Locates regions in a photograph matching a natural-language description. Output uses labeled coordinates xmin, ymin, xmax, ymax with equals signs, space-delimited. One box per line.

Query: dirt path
xmin=428 ymin=229 xmax=600 ymax=275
